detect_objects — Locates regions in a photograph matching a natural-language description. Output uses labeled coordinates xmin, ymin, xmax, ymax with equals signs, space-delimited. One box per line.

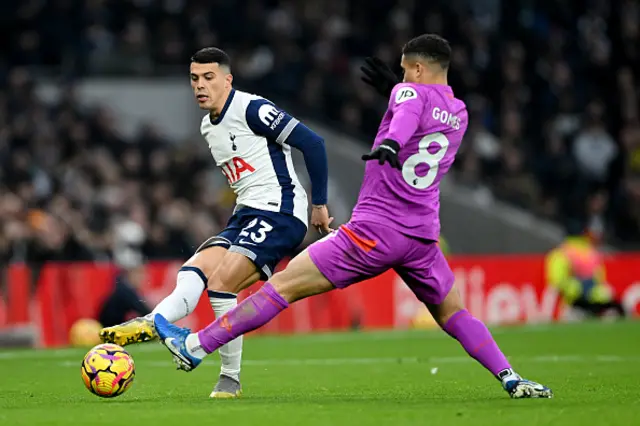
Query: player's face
xmin=400 ymin=55 xmax=420 ymax=84
xmin=190 ymin=62 xmax=233 ymax=110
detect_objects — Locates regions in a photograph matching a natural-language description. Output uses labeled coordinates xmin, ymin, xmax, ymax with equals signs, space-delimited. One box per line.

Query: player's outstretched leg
xmin=154 ymin=250 xmax=334 ymax=372
xmin=100 ymin=248 xmax=226 ymax=346
xmin=100 ymin=266 xmax=208 ymax=346
xmin=428 ymin=286 xmax=553 ymax=399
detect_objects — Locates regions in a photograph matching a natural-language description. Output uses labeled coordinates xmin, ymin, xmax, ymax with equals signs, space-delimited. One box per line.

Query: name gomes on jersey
xmin=432 ymin=107 xmax=461 ymax=130
xmin=221 ymin=157 xmax=255 ymax=184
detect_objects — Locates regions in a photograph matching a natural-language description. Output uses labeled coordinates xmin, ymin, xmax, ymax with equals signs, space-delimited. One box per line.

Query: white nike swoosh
xmin=164 ymin=338 xmax=193 ymax=367
xmin=164 ymin=337 xmax=180 ymax=354
xmin=238 ymin=239 xmax=257 ymax=246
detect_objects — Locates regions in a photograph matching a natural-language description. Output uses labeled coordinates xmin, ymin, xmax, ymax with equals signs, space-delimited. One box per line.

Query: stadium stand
xmin=1 ymin=0 xmax=639 ymax=267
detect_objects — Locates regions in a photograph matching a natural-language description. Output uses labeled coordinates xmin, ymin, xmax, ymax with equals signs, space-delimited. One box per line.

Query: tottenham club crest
xmin=229 ymin=132 xmax=237 ymax=151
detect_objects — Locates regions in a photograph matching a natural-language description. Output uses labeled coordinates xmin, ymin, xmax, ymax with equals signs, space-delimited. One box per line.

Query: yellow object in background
xmin=411 ymin=307 xmax=439 ymax=329
xmin=545 ymin=236 xmax=611 ymax=304
xmin=438 ymin=236 xmax=450 ymax=257
xmin=70 ymin=318 xmax=103 ymax=347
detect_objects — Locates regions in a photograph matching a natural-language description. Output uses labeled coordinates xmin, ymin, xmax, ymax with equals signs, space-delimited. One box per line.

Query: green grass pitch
xmin=1 ymin=321 xmax=639 ymax=426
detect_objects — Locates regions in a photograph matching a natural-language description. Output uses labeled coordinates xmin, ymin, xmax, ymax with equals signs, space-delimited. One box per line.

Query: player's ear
xmin=225 ymin=73 xmax=233 ymax=88
xmin=415 ymin=61 xmax=424 ymax=79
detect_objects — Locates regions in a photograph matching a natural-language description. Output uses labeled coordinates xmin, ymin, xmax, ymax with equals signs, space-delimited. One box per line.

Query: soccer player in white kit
xmin=100 ymin=47 xmax=332 ymax=398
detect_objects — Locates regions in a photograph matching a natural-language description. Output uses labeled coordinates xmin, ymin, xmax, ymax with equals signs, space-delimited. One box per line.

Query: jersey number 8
xmin=401 ymin=132 xmax=450 ymax=189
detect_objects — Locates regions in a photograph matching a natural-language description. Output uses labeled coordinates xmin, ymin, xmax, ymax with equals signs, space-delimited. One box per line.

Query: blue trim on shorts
xmin=207 ymin=290 xmax=237 ymax=299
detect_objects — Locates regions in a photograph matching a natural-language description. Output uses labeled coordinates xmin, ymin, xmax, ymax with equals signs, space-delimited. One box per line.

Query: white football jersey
xmin=200 ymin=89 xmax=308 ymax=226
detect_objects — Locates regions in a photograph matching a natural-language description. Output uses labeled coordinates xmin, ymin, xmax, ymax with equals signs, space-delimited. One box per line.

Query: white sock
xmin=209 ymin=290 xmax=243 ymax=382
xmin=150 ymin=267 xmax=207 ymax=323
xmin=185 ymin=333 xmax=207 ymax=359
xmin=498 ymin=368 xmax=521 ymax=387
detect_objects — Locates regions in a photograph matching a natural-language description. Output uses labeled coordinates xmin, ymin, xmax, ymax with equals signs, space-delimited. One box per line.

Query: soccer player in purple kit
xmin=154 ymin=34 xmax=553 ymax=399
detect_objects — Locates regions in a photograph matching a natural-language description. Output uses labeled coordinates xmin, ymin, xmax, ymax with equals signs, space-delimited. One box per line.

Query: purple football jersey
xmin=351 ymin=83 xmax=468 ymax=241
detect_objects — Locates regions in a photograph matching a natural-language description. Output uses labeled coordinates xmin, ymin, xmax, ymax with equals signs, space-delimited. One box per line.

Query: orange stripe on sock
xmin=340 ymin=225 xmax=377 ymax=253
xmin=260 ymin=287 xmax=283 ymax=310
xmin=471 ymin=338 xmax=493 ymax=355
xmin=446 ymin=310 xmax=471 ymax=330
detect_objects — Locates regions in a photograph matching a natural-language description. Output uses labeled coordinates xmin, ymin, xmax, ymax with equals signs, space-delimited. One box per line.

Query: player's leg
xmin=203 ymin=209 xmax=306 ymax=397
xmin=99 ymin=208 xmax=250 ymax=348
xmin=155 ymin=245 xmax=232 ymax=321
xmin=427 ymin=286 xmax=552 ymax=398
xmin=398 ymin=243 xmax=552 ymax=398
xmin=572 ymin=297 xmax=627 ymax=318
xmin=598 ymin=300 xmax=626 ymax=317
xmin=154 ymin=221 xmax=392 ymax=372
xmin=205 ymin=251 xmax=260 ymax=398
xmin=203 ymin=249 xmax=335 ymax=344
xmin=154 ymin=249 xmax=334 ymax=371
xmin=99 ymin=239 xmax=230 ymax=346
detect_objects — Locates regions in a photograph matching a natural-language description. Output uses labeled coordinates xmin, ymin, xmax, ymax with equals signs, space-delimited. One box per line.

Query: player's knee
xmin=183 ymin=246 xmax=226 ymax=280
xmin=436 ymin=308 xmax=464 ymax=326
xmin=431 ymin=285 xmax=466 ymax=326
xmin=183 ymin=257 xmax=215 ymax=282
xmin=269 ymin=271 xmax=300 ymax=303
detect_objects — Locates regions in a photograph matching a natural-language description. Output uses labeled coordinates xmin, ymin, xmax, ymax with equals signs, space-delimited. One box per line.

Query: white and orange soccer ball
xmin=81 ymin=343 xmax=135 ymax=398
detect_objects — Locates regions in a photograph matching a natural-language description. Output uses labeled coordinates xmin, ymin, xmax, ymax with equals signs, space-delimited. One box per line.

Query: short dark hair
xmin=402 ymin=34 xmax=451 ymax=70
xmin=190 ymin=47 xmax=231 ymax=70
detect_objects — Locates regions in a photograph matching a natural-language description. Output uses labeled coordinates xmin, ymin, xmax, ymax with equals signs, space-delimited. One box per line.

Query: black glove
xmin=360 ymin=57 xmax=400 ymax=98
xmin=361 ymin=139 xmax=401 ymax=169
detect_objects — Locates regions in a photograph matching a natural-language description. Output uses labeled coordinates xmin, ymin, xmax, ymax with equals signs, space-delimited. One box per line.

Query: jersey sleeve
xmin=386 ymin=84 xmax=425 ymax=148
xmin=246 ymin=98 xmax=329 ymax=206
xmin=245 ymin=98 xmax=300 ymax=144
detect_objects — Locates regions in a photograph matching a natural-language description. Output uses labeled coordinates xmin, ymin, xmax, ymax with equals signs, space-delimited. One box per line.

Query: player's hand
xmin=360 ymin=57 xmax=400 ymax=98
xmin=361 ymin=139 xmax=401 ymax=169
xmin=311 ymin=205 xmax=334 ymax=235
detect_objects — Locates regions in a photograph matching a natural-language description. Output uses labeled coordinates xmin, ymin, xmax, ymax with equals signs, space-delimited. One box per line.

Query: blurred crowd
xmin=0 ymin=66 xmax=239 ymax=265
xmin=2 ymin=0 xmax=640 ymax=266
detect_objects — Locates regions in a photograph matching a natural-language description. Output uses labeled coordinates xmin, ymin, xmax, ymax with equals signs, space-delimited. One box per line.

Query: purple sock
xmin=443 ymin=310 xmax=511 ymax=377
xmin=197 ymin=282 xmax=288 ymax=353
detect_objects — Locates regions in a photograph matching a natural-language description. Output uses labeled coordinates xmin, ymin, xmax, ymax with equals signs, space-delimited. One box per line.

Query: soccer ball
xmin=70 ymin=318 xmax=102 ymax=347
xmin=81 ymin=343 xmax=135 ymax=398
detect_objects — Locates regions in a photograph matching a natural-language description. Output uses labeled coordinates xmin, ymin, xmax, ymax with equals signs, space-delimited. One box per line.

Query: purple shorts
xmin=307 ymin=221 xmax=454 ymax=305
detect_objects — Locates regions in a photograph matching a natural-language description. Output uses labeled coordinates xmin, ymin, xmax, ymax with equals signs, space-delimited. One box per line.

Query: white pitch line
xmin=0 ymin=347 xmax=82 ymax=360
xmin=0 ymin=332 xmax=443 ymax=359
xmin=52 ymin=354 xmax=640 ymax=369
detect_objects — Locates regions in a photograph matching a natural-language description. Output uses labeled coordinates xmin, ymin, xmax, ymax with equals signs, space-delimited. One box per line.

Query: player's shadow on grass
xmin=82 ymin=397 xmax=163 ymax=404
